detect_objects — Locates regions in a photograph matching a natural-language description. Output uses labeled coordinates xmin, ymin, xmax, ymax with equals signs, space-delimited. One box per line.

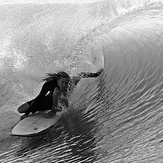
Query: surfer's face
xmin=57 ymin=77 xmax=70 ymax=90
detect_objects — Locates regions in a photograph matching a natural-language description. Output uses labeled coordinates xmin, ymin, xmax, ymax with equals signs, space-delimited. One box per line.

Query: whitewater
xmin=0 ymin=0 xmax=163 ymax=162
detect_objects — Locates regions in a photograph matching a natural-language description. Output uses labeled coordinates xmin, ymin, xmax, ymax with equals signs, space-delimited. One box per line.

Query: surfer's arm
xmin=70 ymin=68 xmax=104 ymax=87
xmin=79 ymin=68 xmax=103 ymax=78
xmin=51 ymin=87 xmax=60 ymax=114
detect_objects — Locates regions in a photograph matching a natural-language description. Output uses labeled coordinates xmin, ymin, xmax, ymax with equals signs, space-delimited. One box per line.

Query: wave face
xmin=1 ymin=0 xmax=163 ymax=162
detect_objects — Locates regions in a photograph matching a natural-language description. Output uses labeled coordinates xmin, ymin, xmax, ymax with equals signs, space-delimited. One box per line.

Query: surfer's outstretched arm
xmin=79 ymin=68 xmax=103 ymax=78
xmin=69 ymin=68 xmax=103 ymax=91
xmin=71 ymin=68 xmax=103 ymax=86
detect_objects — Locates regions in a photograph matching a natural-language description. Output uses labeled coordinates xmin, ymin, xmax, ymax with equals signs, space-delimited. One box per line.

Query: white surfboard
xmin=11 ymin=111 xmax=62 ymax=136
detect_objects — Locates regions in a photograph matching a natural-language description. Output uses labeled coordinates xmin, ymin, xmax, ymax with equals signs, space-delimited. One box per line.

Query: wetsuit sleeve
xmin=70 ymin=69 xmax=103 ymax=87
xmin=79 ymin=68 xmax=103 ymax=78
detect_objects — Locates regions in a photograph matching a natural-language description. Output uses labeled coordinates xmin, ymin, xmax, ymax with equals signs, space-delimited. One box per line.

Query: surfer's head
xmin=57 ymin=71 xmax=70 ymax=79
xmin=56 ymin=71 xmax=70 ymax=91
xmin=43 ymin=71 xmax=70 ymax=90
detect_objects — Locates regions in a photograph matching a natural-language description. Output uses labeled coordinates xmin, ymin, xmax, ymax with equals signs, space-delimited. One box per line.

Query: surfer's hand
xmin=20 ymin=114 xmax=28 ymax=120
xmin=45 ymin=111 xmax=55 ymax=118
xmin=97 ymin=68 xmax=103 ymax=75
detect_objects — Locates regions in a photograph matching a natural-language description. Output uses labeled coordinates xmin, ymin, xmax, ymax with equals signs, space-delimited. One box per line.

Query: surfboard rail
xmin=11 ymin=111 xmax=63 ymax=137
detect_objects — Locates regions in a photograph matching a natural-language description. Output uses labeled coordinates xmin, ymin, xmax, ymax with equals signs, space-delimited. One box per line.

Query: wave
xmin=1 ymin=1 xmax=163 ymax=162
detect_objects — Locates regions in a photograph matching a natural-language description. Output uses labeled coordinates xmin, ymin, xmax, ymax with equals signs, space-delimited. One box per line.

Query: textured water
xmin=0 ymin=0 xmax=163 ymax=163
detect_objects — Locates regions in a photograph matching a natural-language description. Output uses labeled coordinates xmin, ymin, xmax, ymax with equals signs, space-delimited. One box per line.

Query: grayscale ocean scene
xmin=0 ymin=0 xmax=163 ymax=162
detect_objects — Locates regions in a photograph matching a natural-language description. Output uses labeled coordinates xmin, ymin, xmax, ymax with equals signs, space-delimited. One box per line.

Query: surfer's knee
xmin=18 ymin=103 xmax=30 ymax=113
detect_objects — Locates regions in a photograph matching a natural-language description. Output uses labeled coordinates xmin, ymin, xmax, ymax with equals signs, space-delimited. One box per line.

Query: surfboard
xmin=11 ymin=111 xmax=62 ymax=137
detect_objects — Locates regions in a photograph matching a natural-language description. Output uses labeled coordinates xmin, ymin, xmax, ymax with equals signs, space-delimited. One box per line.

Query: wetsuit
xmin=26 ymin=79 xmax=59 ymax=115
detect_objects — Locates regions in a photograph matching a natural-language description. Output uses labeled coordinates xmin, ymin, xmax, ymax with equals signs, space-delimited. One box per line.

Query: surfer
xmin=18 ymin=68 xmax=103 ymax=120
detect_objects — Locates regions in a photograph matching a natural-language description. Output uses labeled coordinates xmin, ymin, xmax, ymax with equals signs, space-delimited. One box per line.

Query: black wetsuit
xmin=26 ymin=79 xmax=59 ymax=115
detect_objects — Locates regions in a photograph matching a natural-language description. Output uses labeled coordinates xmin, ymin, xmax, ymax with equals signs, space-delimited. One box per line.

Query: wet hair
xmin=43 ymin=71 xmax=70 ymax=82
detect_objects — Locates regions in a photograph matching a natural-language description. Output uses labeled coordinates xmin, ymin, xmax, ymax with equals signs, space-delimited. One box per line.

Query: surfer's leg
xmin=17 ymin=102 xmax=31 ymax=113
xmin=18 ymin=100 xmax=34 ymax=120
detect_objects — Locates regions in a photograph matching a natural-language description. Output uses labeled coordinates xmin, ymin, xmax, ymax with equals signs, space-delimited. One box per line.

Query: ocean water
xmin=0 ymin=0 xmax=163 ymax=162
